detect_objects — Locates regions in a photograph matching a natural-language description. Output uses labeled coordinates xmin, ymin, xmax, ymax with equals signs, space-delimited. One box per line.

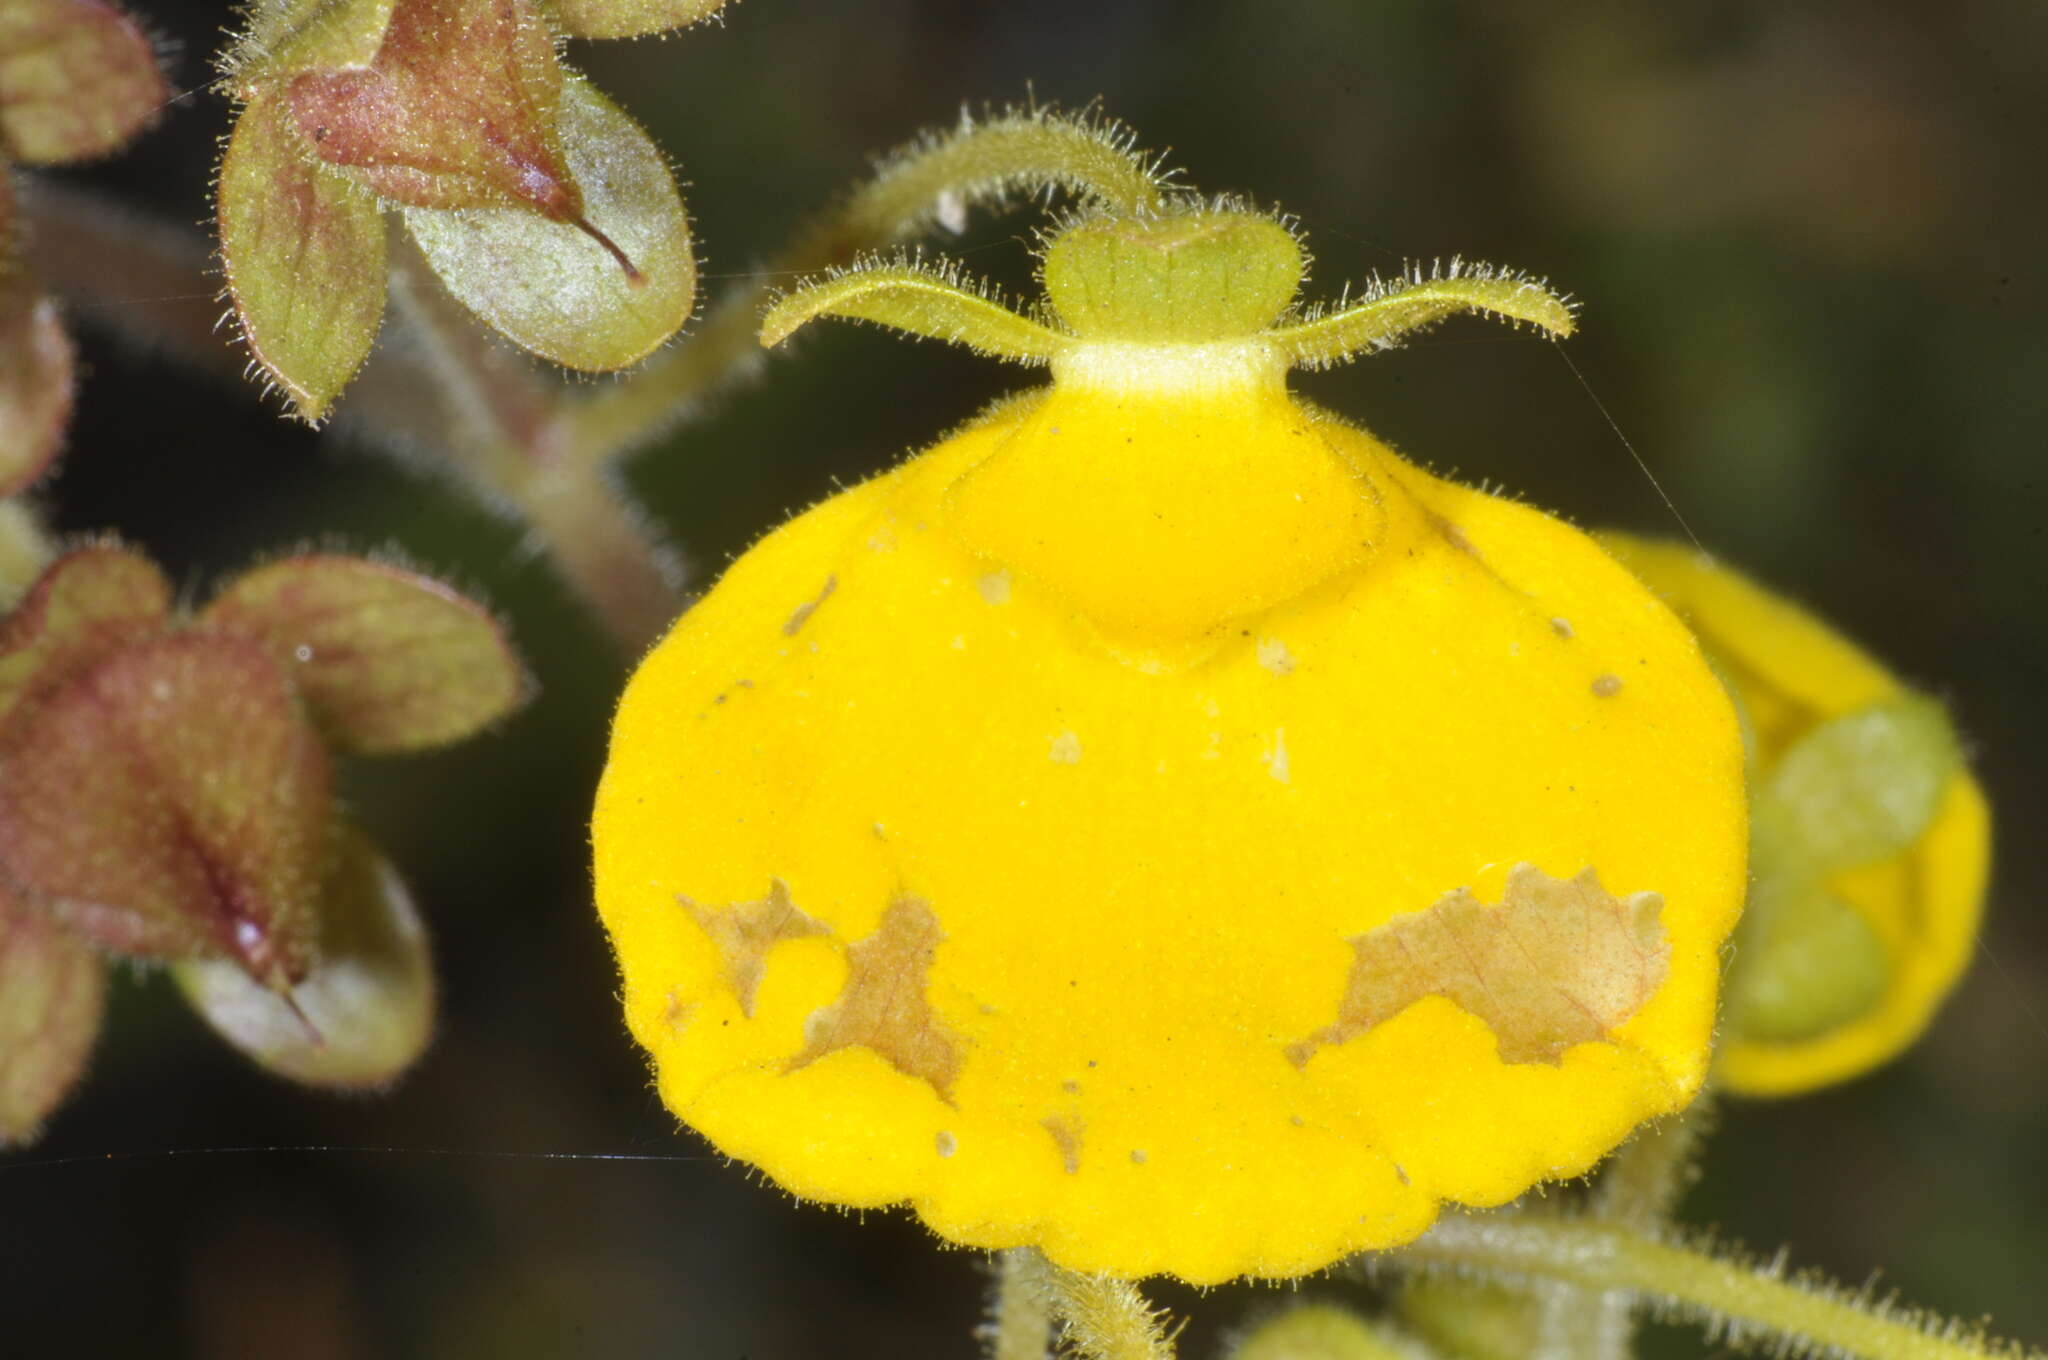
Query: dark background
xmin=5 ymin=1 xmax=2044 ymax=1356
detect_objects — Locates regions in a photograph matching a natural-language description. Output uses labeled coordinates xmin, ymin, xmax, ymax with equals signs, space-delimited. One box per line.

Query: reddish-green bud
xmin=284 ymin=0 xmax=584 ymax=223
xmin=0 ymin=632 xmax=330 ymax=988
xmin=219 ymin=0 xmax=697 ymax=413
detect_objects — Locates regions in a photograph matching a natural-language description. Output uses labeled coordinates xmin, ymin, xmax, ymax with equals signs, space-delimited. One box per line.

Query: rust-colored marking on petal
xmin=680 ymin=879 xmax=828 ymax=1018
xmin=1289 ymin=864 xmax=1669 ymax=1067
xmin=791 ymin=893 xmax=962 ymax=1099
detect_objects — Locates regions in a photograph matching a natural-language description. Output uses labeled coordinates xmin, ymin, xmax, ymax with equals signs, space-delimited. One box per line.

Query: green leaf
xmin=174 ymin=823 xmax=433 ymax=1089
xmin=218 ymin=91 xmax=389 ymax=423
xmin=0 ymin=889 xmax=104 ymax=1146
xmin=1758 ymin=694 xmax=1961 ymax=873
xmin=536 ymin=0 xmax=726 ymax=40
xmin=0 ymin=633 xmax=330 ymax=987
xmin=0 ymin=261 xmax=73 ymax=499
xmin=203 ymin=554 xmax=529 ymax=754
xmin=0 ymin=0 xmax=167 ymax=164
xmin=403 ymin=77 xmax=694 ymax=370
xmin=0 ymin=543 xmax=170 ymax=721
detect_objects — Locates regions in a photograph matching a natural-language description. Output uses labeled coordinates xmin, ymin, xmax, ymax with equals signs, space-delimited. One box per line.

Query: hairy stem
xmin=382 ymin=244 xmax=684 ymax=650
xmin=25 ymin=185 xmax=682 ymax=651
xmin=19 ymin=182 xmax=241 ymax=385
xmin=1393 ymin=1215 xmax=2040 ymax=1360
xmin=1046 ymin=1264 xmax=1179 ymax=1360
xmin=564 ymin=110 xmax=1170 ymax=467
xmin=986 ymin=1249 xmax=1056 ymax=1360
xmin=1593 ymin=1100 xmax=1712 ymax=1227
xmin=1532 ymin=1100 xmax=1714 ymax=1360
xmin=512 ymin=466 xmax=683 ymax=651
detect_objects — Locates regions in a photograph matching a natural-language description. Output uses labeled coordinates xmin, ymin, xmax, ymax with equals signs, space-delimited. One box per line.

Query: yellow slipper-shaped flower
xmin=593 ymin=207 xmax=1747 ymax=1282
xmin=1599 ymin=533 xmax=1990 ymax=1097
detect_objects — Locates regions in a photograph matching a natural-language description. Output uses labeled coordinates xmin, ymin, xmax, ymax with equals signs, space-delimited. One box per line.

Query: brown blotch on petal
xmin=1289 ymin=864 xmax=1669 ymax=1068
xmin=791 ymin=894 xmax=963 ymax=1100
xmin=680 ymin=879 xmax=829 ymax=1017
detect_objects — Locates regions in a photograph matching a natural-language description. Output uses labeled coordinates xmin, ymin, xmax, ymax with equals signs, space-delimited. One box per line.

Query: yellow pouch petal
xmin=593 ymin=206 xmax=1748 ymax=1281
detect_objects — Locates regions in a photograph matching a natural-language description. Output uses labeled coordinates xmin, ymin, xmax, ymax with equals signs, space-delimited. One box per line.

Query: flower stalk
xmin=1044 ymin=1262 xmax=1179 ymax=1360
xmin=1528 ymin=1101 xmax=1714 ymax=1360
xmin=563 ymin=108 xmax=1176 ymax=468
xmin=1387 ymin=1214 xmax=2042 ymax=1360
xmin=986 ymin=1248 xmax=1056 ymax=1360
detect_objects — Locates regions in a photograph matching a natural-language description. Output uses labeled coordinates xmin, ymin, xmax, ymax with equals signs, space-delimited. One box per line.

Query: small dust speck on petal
xmin=782 ymin=574 xmax=838 ymax=636
xmin=977 ymin=570 xmax=1012 ymax=605
xmin=1049 ymin=731 xmax=1083 ymax=765
xmin=1263 ymin=729 xmax=1291 ymax=784
xmin=935 ymin=1130 xmax=958 ymax=1158
xmin=1256 ymin=637 xmax=1296 ymax=676
xmin=1551 ymin=617 xmax=1575 ymax=639
xmin=1130 ymin=1148 xmax=1148 ymax=1165
xmin=1043 ymin=1115 xmax=1083 ymax=1175
xmin=1592 ymin=673 xmax=1624 ymax=697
